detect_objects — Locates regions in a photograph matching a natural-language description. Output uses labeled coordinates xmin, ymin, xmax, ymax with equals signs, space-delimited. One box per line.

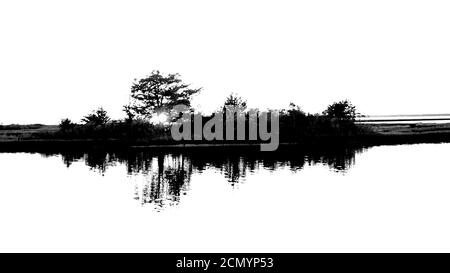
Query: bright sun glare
xmin=150 ymin=113 xmax=169 ymax=124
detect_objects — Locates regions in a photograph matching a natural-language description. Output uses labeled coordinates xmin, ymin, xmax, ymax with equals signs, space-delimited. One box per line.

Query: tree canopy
xmin=82 ymin=107 xmax=110 ymax=126
xmin=125 ymin=71 xmax=201 ymax=119
xmin=59 ymin=118 xmax=75 ymax=131
xmin=323 ymin=100 xmax=357 ymax=121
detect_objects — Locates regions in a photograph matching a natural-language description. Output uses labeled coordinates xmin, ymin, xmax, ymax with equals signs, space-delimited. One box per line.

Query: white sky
xmin=1 ymin=0 xmax=450 ymax=124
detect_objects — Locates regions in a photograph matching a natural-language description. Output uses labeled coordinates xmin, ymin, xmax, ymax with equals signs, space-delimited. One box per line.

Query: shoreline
xmin=1 ymin=123 xmax=450 ymax=152
xmin=0 ymin=133 xmax=449 ymax=152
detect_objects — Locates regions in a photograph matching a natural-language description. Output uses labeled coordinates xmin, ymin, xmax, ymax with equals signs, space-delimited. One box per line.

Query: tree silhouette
xmin=82 ymin=107 xmax=110 ymax=126
xmin=59 ymin=118 xmax=75 ymax=131
xmin=223 ymin=93 xmax=247 ymax=110
xmin=323 ymin=100 xmax=357 ymax=121
xmin=287 ymin=102 xmax=306 ymax=116
xmin=126 ymin=71 xmax=201 ymax=119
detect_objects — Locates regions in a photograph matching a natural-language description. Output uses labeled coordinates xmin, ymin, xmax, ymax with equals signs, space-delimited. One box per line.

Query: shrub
xmin=59 ymin=118 xmax=76 ymax=132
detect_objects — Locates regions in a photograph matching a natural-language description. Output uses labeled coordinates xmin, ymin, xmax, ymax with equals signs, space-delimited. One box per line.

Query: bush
xmin=323 ymin=100 xmax=357 ymax=121
xmin=59 ymin=118 xmax=76 ymax=132
xmin=82 ymin=107 xmax=111 ymax=127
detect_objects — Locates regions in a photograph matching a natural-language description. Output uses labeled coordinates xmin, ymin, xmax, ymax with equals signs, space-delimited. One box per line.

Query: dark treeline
xmin=45 ymin=70 xmax=371 ymax=144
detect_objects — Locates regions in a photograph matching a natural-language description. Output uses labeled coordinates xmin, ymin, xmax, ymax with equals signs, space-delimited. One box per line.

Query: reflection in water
xmin=137 ymin=154 xmax=192 ymax=209
xmin=48 ymin=145 xmax=367 ymax=209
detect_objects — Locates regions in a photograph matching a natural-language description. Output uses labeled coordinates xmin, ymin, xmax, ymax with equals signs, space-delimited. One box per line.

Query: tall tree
xmin=126 ymin=71 xmax=201 ymax=119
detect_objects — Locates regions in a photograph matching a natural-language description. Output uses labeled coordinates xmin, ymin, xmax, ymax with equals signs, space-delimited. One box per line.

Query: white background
xmin=1 ymin=0 xmax=450 ymax=124
xmin=1 ymin=1 xmax=450 ymax=253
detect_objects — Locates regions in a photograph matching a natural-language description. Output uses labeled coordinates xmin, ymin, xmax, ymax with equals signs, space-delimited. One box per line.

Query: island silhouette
xmin=1 ymin=70 xmax=450 ymax=152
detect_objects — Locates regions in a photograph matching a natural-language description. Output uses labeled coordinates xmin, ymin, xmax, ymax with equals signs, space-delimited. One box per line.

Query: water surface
xmin=1 ymin=143 xmax=449 ymax=252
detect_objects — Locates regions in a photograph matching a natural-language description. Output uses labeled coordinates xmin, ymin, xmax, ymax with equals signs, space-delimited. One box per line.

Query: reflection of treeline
xmin=54 ymin=71 xmax=370 ymax=143
xmin=49 ymin=144 xmax=364 ymax=176
xmin=39 ymin=145 xmax=365 ymax=208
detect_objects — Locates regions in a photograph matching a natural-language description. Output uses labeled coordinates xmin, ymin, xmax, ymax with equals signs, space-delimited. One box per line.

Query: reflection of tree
xmin=62 ymin=152 xmax=84 ymax=168
xmin=305 ymin=146 xmax=362 ymax=172
xmin=57 ymin=144 xmax=367 ymax=209
xmin=131 ymin=154 xmax=192 ymax=209
xmin=84 ymin=152 xmax=116 ymax=173
xmin=223 ymin=157 xmax=245 ymax=185
xmin=189 ymin=154 xmax=248 ymax=185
